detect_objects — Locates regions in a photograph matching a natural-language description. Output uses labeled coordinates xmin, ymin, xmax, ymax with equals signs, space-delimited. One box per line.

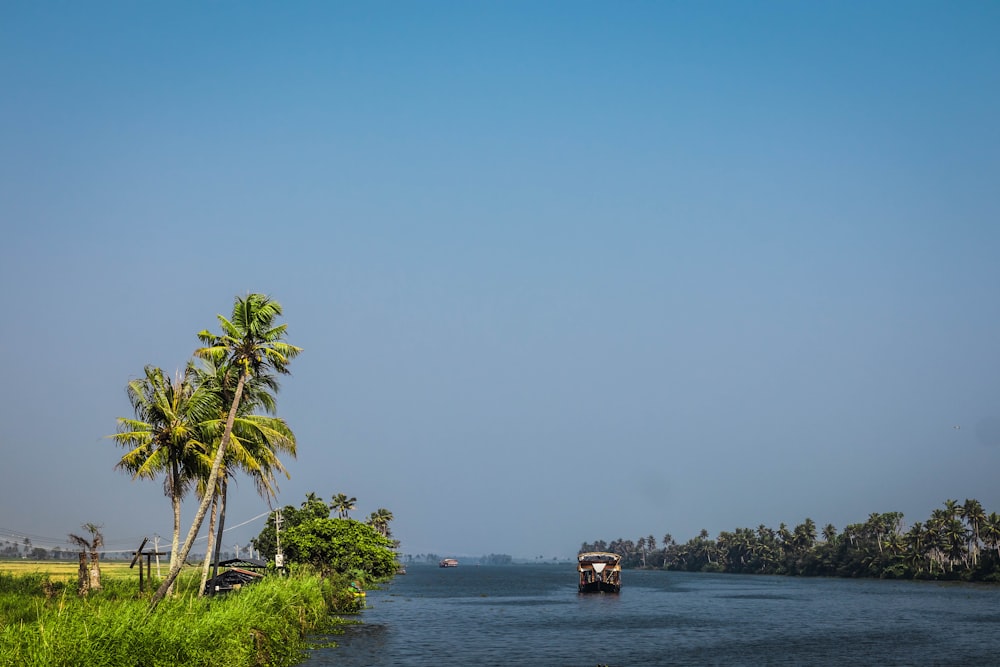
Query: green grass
xmin=0 ymin=569 xmax=357 ymax=667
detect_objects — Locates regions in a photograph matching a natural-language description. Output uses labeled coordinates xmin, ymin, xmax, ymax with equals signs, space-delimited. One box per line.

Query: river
xmin=305 ymin=564 xmax=1000 ymax=666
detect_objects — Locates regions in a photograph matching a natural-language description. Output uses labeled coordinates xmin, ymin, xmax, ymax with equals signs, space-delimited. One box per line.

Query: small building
xmin=204 ymin=557 xmax=268 ymax=595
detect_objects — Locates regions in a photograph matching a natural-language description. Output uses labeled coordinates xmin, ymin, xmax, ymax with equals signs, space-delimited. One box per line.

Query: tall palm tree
xmin=112 ymin=365 xmax=217 ymax=579
xmin=983 ymin=512 xmax=1000 ymax=560
xmin=636 ymin=536 xmax=647 ymax=567
xmin=960 ymin=498 xmax=986 ymax=566
xmin=904 ymin=521 xmax=927 ymax=576
xmin=366 ymin=508 xmax=394 ymax=537
xmin=331 ymin=493 xmax=357 ymax=519
xmin=793 ymin=518 xmax=817 ymax=553
xmin=193 ymin=357 xmax=296 ymax=594
xmin=152 ymin=294 xmax=300 ymax=608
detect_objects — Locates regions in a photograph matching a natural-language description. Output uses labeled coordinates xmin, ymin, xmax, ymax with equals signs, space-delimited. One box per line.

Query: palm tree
xmin=199 ymin=410 xmax=296 ymax=593
xmin=960 ymin=498 xmax=986 ymax=566
xmin=194 ymin=357 xmax=296 ymax=594
xmin=331 ymin=493 xmax=357 ymax=519
xmin=793 ymin=518 xmax=817 ymax=552
xmin=152 ymin=294 xmax=300 ymax=608
xmin=112 ymin=365 xmax=217 ymax=580
xmin=983 ymin=512 xmax=1000 ymax=560
xmin=943 ymin=517 xmax=970 ymax=571
xmin=366 ymin=508 xmax=394 ymax=537
xmin=904 ymin=522 xmax=927 ymax=576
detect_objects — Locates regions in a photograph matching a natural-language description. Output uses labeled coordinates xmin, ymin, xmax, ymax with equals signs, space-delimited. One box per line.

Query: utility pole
xmin=234 ymin=543 xmax=241 ymax=559
xmin=274 ymin=509 xmax=284 ymax=568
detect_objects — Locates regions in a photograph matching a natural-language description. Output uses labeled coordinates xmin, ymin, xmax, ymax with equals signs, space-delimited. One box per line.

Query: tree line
xmin=580 ymin=498 xmax=1000 ymax=581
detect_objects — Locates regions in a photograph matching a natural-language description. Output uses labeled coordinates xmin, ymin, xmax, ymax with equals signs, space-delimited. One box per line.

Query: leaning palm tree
xmin=151 ymin=293 xmax=300 ymax=608
xmin=112 ymin=364 xmax=217 ymax=582
xmin=198 ymin=411 xmax=296 ymax=594
xmin=193 ymin=358 xmax=296 ymax=594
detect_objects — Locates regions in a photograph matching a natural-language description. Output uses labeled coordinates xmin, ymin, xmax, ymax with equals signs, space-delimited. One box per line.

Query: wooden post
xmin=130 ymin=537 xmax=149 ymax=594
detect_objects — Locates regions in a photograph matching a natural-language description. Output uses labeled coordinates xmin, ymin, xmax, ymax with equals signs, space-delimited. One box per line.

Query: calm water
xmin=306 ymin=565 xmax=1000 ymax=666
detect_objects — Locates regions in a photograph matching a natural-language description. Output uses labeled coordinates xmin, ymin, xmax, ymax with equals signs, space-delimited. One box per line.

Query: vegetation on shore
xmin=252 ymin=493 xmax=399 ymax=580
xmin=110 ymin=293 xmax=302 ymax=607
xmin=581 ymin=498 xmax=1000 ymax=581
xmin=0 ymin=568 xmax=357 ymax=667
xmin=0 ymin=294 xmax=401 ymax=665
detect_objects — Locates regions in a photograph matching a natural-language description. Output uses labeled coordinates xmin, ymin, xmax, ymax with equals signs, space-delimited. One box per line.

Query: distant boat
xmin=439 ymin=558 xmax=459 ymax=568
xmin=577 ymin=552 xmax=621 ymax=593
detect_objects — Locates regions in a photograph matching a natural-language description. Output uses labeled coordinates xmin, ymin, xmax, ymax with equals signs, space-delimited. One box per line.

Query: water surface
xmin=307 ymin=565 xmax=1000 ymax=666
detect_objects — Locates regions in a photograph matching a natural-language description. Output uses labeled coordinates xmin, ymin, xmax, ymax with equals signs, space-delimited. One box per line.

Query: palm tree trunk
xmin=169 ymin=464 xmax=181 ymax=596
xmin=198 ymin=494 xmax=219 ymax=597
xmin=212 ymin=476 xmax=229 ymax=581
xmin=151 ymin=373 xmax=246 ymax=609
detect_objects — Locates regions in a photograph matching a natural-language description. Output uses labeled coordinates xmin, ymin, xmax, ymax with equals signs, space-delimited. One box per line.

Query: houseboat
xmin=577 ymin=551 xmax=621 ymax=593
xmin=439 ymin=558 xmax=459 ymax=568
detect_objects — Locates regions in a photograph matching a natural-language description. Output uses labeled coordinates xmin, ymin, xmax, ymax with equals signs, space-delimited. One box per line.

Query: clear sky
xmin=2 ymin=2 xmax=999 ymax=560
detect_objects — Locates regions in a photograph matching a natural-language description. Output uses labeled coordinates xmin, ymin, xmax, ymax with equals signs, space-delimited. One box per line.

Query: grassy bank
xmin=0 ymin=568 xmax=356 ymax=666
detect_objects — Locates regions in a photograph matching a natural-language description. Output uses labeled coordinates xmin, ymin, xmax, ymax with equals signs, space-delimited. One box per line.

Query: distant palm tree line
xmin=580 ymin=499 xmax=1000 ymax=581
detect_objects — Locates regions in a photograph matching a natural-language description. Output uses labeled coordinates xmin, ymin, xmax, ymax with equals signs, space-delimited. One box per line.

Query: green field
xmin=0 ymin=559 xmax=203 ymax=586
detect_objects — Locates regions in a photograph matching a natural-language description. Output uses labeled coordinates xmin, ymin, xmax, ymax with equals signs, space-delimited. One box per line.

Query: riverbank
xmin=0 ymin=568 xmax=356 ymax=666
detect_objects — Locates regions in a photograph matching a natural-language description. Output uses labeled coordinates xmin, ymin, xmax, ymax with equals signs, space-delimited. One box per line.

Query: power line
xmin=0 ymin=511 xmax=273 ymax=553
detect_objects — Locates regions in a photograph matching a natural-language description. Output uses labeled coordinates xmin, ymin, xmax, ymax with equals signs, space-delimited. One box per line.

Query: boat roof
xmin=578 ymin=551 xmax=621 ymax=563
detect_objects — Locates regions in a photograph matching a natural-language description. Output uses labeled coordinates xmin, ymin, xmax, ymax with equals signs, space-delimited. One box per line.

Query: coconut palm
xmin=194 ymin=358 xmax=296 ymax=594
xmin=366 ymin=508 xmax=394 ymax=537
xmin=793 ymin=518 xmax=817 ymax=552
xmin=331 ymin=493 xmax=357 ymax=519
xmin=152 ymin=294 xmax=300 ymax=608
xmin=112 ymin=364 xmax=218 ymax=580
xmin=904 ymin=521 xmax=927 ymax=576
xmin=198 ymin=410 xmax=296 ymax=593
xmin=984 ymin=512 xmax=1000 ymax=560
xmin=960 ymin=498 xmax=986 ymax=566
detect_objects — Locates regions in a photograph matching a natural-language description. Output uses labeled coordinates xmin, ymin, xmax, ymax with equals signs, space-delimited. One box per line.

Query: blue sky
xmin=2 ymin=2 xmax=999 ymax=559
